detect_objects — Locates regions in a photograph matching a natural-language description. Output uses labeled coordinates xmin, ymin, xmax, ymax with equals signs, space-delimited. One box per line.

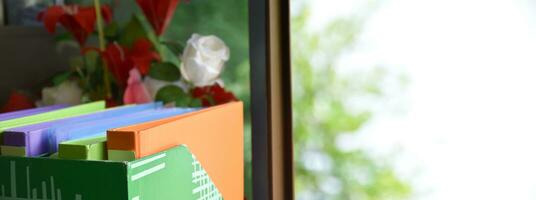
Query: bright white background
xmin=306 ymin=0 xmax=536 ymax=199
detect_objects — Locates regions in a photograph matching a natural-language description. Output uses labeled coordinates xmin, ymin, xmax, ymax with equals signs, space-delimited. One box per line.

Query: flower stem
xmin=94 ymin=0 xmax=111 ymax=99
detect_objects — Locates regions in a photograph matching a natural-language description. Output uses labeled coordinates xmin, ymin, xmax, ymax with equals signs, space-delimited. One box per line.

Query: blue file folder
xmin=48 ymin=107 xmax=197 ymax=153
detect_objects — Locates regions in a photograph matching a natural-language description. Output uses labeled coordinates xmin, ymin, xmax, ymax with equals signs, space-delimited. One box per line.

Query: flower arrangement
xmin=2 ymin=0 xmax=237 ymax=111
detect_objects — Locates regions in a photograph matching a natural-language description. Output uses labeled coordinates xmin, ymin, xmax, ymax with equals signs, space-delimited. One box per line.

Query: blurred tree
xmin=291 ymin=2 xmax=412 ymax=200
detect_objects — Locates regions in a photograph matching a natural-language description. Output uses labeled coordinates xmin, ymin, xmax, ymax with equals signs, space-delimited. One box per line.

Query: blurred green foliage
xmin=291 ymin=2 xmax=412 ymax=200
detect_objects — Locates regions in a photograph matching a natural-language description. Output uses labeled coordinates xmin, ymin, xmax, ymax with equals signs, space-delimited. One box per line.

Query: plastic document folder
xmin=107 ymin=102 xmax=243 ymax=200
xmin=0 ymin=104 xmax=67 ymax=121
xmin=58 ymin=135 xmax=107 ymax=160
xmin=0 ymin=145 xmax=222 ymax=200
xmin=47 ymin=108 xmax=197 ymax=153
xmin=1 ymin=102 xmax=163 ymax=157
xmin=0 ymin=101 xmax=105 ymax=147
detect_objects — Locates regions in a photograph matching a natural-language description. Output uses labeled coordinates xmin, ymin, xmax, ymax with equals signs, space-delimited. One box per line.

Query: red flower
xmin=105 ymin=97 xmax=120 ymax=108
xmin=135 ymin=0 xmax=180 ymax=36
xmin=192 ymin=84 xmax=238 ymax=107
xmin=88 ymin=38 xmax=160 ymax=87
xmin=99 ymin=43 xmax=132 ymax=87
xmin=38 ymin=5 xmax=112 ymax=45
xmin=1 ymin=91 xmax=35 ymax=113
xmin=129 ymin=39 xmax=161 ymax=75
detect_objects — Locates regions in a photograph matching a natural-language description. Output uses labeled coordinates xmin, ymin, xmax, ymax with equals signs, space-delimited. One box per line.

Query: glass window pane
xmin=292 ymin=0 xmax=536 ymax=199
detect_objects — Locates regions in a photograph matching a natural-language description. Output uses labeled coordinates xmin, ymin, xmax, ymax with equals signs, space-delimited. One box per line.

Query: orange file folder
xmin=107 ymin=102 xmax=244 ymax=200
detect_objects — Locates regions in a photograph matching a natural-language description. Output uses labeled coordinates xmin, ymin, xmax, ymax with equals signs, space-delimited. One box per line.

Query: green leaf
xmin=176 ymin=94 xmax=200 ymax=107
xmin=119 ymin=16 xmax=147 ymax=47
xmin=189 ymin=98 xmax=203 ymax=107
xmin=148 ymin=62 xmax=181 ymax=81
xmin=83 ymin=50 xmax=100 ymax=74
xmin=54 ymin=32 xmax=74 ymax=43
xmin=161 ymin=41 xmax=185 ymax=56
xmin=175 ymin=95 xmax=193 ymax=106
xmin=155 ymin=85 xmax=187 ymax=104
xmin=159 ymin=44 xmax=182 ymax=67
xmin=154 ymin=85 xmax=199 ymax=107
xmin=54 ymin=32 xmax=79 ymax=52
xmin=69 ymin=56 xmax=84 ymax=69
xmin=159 ymin=41 xmax=183 ymax=67
xmin=52 ymin=71 xmax=73 ymax=86
xmin=104 ymin=22 xmax=119 ymax=39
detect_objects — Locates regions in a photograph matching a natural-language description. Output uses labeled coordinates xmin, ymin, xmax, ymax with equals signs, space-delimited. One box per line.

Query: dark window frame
xmin=249 ymin=0 xmax=294 ymax=199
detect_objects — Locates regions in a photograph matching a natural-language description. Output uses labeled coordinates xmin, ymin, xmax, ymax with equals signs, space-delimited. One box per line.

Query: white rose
xmin=180 ymin=34 xmax=230 ymax=87
xmin=40 ymin=80 xmax=83 ymax=106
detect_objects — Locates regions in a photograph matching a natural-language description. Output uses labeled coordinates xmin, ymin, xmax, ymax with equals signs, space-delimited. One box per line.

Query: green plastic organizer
xmin=0 ymin=145 xmax=222 ymax=200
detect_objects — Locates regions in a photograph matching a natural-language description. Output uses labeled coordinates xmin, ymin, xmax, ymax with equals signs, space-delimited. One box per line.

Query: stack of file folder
xmin=0 ymin=101 xmax=243 ymax=200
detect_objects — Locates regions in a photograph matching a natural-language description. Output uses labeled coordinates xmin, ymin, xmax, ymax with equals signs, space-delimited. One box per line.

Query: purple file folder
xmin=0 ymin=104 xmax=68 ymax=121
xmin=2 ymin=102 xmax=163 ymax=156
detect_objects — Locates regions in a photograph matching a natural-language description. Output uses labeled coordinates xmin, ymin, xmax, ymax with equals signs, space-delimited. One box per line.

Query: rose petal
xmin=191 ymin=83 xmax=237 ymax=106
xmin=130 ymin=39 xmax=161 ymax=75
xmin=1 ymin=91 xmax=35 ymax=113
xmin=39 ymin=4 xmax=113 ymax=46
xmin=180 ymin=34 xmax=229 ymax=87
xmin=74 ymin=7 xmax=97 ymax=33
xmin=39 ymin=6 xmax=65 ymax=33
xmin=123 ymin=68 xmax=153 ymax=104
xmin=135 ymin=0 xmax=180 ymax=36
xmin=101 ymin=43 xmax=131 ymax=87
xmin=101 ymin=5 xmax=113 ymax=23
